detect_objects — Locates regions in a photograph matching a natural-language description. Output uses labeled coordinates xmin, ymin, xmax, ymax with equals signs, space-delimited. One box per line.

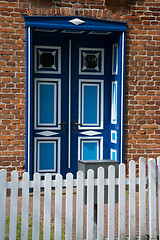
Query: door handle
xmin=58 ymin=122 xmax=67 ymax=126
xmin=59 ymin=121 xmax=67 ymax=133
xmin=72 ymin=122 xmax=82 ymax=126
xmin=73 ymin=122 xmax=81 ymax=133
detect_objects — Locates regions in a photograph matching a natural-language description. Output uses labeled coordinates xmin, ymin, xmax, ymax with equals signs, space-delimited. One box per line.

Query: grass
xmin=5 ymin=216 xmax=66 ymax=240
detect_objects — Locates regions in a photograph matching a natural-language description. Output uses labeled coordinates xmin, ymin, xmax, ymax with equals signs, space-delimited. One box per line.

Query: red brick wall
xmin=0 ymin=0 xmax=160 ymax=178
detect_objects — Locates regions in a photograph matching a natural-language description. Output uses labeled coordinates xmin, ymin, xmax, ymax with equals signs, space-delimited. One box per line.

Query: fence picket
xmin=21 ymin=172 xmax=29 ymax=240
xmin=76 ymin=171 xmax=84 ymax=240
xmin=65 ymin=173 xmax=73 ymax=240
xmin=139 ymin=157 xmax=146 ymax=240
xmin=54 ymin=174 xmax=62 ymax=240
xmin=9 ymin=170 xmax=18 ymax=240
xmin=43 ymin=173 xmax=51 ymax=240
xmin=108 ymin=165 xmax=115 ymax=240
xmin=157 ymin=156 xmax=160 ymax=239
xmin=118 ymin=163 xmax=126 ymax=240
xmin=0 ymin=169 xmax=7 ymax=240
xmin=2 ymin=157 xmax=160 ymax=239
xmin=129 ymin=160 xmax=136 ymax=240
xmin=148 ymin=158 xmax=157 ymax=239
xmin=97 ymin=167 xmax=104 ymax=240
xmin=32 ymin=173 xmax=40 ymax=240
xmin=87 ymin=169 xmax=94 ymax=240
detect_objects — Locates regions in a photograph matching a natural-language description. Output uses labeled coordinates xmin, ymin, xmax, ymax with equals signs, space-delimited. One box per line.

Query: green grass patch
xmin=5 ymin=216 xmax=65 ymax=240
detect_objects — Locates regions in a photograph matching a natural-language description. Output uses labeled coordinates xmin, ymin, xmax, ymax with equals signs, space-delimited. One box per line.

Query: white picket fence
xmin=0 ymin=157 xmax=160 ymax=239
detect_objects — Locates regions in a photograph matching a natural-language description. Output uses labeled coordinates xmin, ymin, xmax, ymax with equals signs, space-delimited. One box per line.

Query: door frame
xmin=25 ymin=16 xmax=127 ymax=177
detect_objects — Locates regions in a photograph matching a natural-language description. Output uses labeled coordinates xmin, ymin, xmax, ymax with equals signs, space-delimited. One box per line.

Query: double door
xmin=32 ymin=33 xmax=111 ymax=177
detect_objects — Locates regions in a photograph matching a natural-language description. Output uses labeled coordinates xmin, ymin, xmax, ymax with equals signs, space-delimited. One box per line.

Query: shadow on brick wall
xmin=27 ymin=0 xmax=145 ymax=18
xmin=104 ymin=0 xmax=145 ymax=12
xmin=105 ymin=0 xmax=145 ymax=6
xmin=29 ymin=0 xmax=145 ymax=5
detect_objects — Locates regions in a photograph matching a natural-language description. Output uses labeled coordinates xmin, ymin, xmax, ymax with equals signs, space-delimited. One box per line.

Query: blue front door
xmin=31 ymin=31 xmax=112 ymax=178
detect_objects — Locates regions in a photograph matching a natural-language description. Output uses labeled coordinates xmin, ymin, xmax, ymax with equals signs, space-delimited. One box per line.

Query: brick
xmin=142 ymin=125 xmax=158 ymax=130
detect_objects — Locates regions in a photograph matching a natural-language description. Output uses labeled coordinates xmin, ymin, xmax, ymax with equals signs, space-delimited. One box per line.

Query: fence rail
xmin=0 ymin=157 xmax=160 ymax=239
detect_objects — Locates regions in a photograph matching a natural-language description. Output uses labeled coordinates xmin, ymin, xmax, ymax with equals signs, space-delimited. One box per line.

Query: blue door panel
xmin=83 ymin=85 xmax=98 ymax=125
xmin=83 ymin=142 xmax=98 ymax=160
xmin=39 ymin=84 xmax=55 ymax=124
xmin=39 ymin=142 xmax=55 ymax=171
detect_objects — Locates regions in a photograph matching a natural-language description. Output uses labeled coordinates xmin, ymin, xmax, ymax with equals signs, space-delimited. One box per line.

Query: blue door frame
xmin=25 ymin=16 xmax=127 ymax=179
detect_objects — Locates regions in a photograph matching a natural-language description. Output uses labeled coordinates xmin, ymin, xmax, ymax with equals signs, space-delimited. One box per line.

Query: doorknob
xmin=73 ymin=121 xmax=81 ymax=133
xmin=73 ymin=122 xmax=82 ymax=126
xmin=58 ymin=120 xmax=67 ymax=133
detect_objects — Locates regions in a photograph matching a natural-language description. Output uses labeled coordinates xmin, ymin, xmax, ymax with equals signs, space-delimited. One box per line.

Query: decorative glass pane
xmin=40 ymin=52 xmax=54 ymax=68
xmin=83 ymin=141 xmax=98 ymax=160
xmin=85 ymin=54 xmax=98 ymax=69
xmin=79 ymin=48 xmax=104 ymax=75
xmin=35 ymin=46 xmax=61 ymax=74
xmin=39 ymin=142 xmax=56 ymax=171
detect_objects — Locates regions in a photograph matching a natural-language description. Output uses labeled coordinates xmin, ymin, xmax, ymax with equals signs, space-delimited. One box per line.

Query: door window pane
xmin=40 ymin=52 xmax=55 ymax=68
xmin=35 ymin=46 xmax=61 ymax=74
xmin=79 ymin=48 xmax=104 ymax=75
